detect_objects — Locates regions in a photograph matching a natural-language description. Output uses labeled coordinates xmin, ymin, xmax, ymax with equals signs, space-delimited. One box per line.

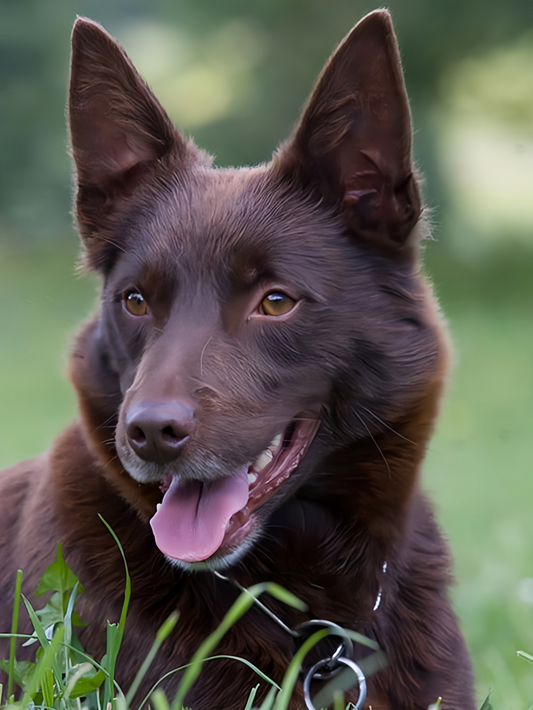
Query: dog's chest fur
xmin=0 ymin=11 xmax=476 ymax=710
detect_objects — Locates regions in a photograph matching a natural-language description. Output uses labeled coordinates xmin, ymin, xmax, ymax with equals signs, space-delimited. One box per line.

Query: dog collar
xmin=212 ymin=564 xmax=387 ymax=709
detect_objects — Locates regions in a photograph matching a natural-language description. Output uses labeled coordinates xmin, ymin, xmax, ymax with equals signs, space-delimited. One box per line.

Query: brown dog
xmin=0 ymin=10 xmax=476 ymax=709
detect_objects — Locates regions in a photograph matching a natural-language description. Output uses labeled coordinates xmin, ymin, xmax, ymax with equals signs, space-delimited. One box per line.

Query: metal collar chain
xmin=373 ymin=561 xmax=388 ymax=611
xmin=303 ymin=657 xmax=367 ymax=710
xmin=213 ymin=570 xmax=382 ymax=710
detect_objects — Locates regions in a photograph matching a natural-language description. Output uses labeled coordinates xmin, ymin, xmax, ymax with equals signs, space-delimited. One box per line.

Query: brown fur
xmin=0 ymin=11 xmax=475 ymax=709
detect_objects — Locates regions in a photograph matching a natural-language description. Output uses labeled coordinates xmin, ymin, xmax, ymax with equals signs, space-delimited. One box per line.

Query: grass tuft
xmin=0 ymin=532 xmax=382 ymax=710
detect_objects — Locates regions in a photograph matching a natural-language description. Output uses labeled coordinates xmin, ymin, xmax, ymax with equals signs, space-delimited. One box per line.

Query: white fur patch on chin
xmin=164 ymin=535 xmax=257 ymax=572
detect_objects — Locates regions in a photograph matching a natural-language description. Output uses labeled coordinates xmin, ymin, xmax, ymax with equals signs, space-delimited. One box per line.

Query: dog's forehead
xmin=135 ymin=165 xmax=351 ymax=292
xmin=172 ymin=167 xmax=334 ymax=246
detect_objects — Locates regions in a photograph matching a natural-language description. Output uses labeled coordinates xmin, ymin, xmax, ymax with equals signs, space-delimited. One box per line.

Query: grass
xmin=0 ymin=243 xmax=98 ymax=464
xmin=0 ymin=536 xmax=370 ymax=710
xmin=1 ymin=238 xmax=533 ymax=706
xmin=424 ymin=303 xmax=533 ymax=707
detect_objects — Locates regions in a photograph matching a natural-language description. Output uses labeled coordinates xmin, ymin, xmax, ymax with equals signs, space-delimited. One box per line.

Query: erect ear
xmin=276 ymin=10 xmax=421 ymax=249
xmin=69 ymin=18 xmax=190 ymax=261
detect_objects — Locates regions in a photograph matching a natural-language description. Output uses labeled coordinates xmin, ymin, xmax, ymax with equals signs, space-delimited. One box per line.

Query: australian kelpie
xmin=0 ymin=10 xmax=476 ymax=709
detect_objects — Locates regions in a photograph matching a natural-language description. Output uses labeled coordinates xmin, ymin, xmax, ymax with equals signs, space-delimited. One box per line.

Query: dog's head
xmin=68 ymin=11 xmax=446 ymax=570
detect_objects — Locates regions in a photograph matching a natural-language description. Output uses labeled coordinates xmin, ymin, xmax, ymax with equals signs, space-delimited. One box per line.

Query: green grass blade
xmin=151 ymin=689 xmax=172 ymax=710
xmin=21 ymin=595 xmax=50 ymax=649
xmin=342 ymin=629 xmax=380 ymax=651
xmin=116 ymin=690 xmax=129 ymax=710
xmin=98 ymin=515 xmax=131 ymax=710
xmin=21 ymin=593 xmax=67 ymax=701
xmin=201 ymin=655 xmax=280 ymax=689
xmin=55 ymin=640 xmax=127 ymax=702
xmin=171 ymin=582 xmax=271 ymax=710
xmin=517 ymin=650 xmax=533 ymax=664
xmin=137 ymin=667 xmax=187 ymax=710
xmin=257 ymin=684 xmax=280 ymax=710
xmin=98 ymin=516 xmax=132 ymax=642
xmin=64 ymin=580 xmax=81 ymax=651
xmin=272 ymin=628 xmax=328 ymax=710
xmin=20 ymin=625 xmax=64 ymax=707
xmin=41 ymin=666 xmax=54 ymax=708
xmin=103 ymin=623 xmax=120 ymax=708
xmin=138 ymin=650 xmax=281 ymax=710
xmin=333 ymin=690 xmax=345 ymax=710
xmin=170 ymin=579 xmax=308 ymax=710
xmin=479 ymin=693 xmax=493 ymax=710
xmin=0 ymin=633 xmax=34 ymax=640
xmin=7 ymin=569 xmax=23 ymax=700
xmin=243 ymin=683 xmax=261 ymax=710
xmin=126 ymin=611 xmax=179 ymax=706
xmin=258 ymin=584 xmax=307 ymax=612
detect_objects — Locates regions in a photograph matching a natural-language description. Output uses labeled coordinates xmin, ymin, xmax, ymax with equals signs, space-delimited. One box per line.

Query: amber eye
xmin=124 ymin=291 xmax=147 ymax=316
xmin=260 ymin=292 xmax=296 ymax=316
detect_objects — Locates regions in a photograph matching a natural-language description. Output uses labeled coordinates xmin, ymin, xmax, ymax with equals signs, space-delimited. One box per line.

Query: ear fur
xmin=275 ymin=10 xmax=421 ymax=250
xmin=69 ymin=18 xmax=191 ymax=266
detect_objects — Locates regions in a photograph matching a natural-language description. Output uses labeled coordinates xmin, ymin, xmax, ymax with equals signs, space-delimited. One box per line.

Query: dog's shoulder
xmin=0 ymin=451 xmax=53 ymax=552
xmin=0 ymin=422 xmax=98 ymax=588
xmin=0 ymin=450 xmax=54 ymax=637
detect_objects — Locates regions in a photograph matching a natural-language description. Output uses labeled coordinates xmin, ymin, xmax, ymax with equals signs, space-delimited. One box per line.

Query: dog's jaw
xmin=141 ymin=416 xmax=320 ymax=568
xmin=164 ymin=536 xmax=258 ymax=572
xmin=221 ymin=417 xmax=321 ymax=547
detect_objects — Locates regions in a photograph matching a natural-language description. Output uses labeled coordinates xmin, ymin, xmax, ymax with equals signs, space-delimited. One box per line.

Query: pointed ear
xmin=276 ymin=10 xmax=421 ymax=249
xmin=69 ymin=18 xmax=189 ymax=256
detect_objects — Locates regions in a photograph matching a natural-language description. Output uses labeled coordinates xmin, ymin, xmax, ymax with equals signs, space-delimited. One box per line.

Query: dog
xmin=0 ymin=10 xmax=476 ymax=709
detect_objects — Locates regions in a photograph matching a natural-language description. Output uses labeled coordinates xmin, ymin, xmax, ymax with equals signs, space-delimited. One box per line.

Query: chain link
xmin=303 ymin=657 xmax=367 ymax=710
xmin=213 ymin=571 xmax=371 ymax=707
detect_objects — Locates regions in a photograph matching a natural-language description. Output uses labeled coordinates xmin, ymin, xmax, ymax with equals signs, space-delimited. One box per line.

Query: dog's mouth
xmin=149 ymin=416 xmax=320 ymax=564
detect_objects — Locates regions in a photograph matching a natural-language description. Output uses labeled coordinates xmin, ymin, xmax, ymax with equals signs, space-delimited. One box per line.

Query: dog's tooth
xmin=268 ymin=434 xmax=282 ymax=451
xmin=252 ymin=449 xmax=273 ymax=472
xmin=247 ymin=472 xmax=258 ymax=485
xmin=156 ymin=503 xmax=161 ymax=512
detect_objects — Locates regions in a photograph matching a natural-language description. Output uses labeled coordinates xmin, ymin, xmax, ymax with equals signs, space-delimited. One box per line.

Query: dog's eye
xmin=261 ymin=292 xmax=296 ymax=316
xmin=124 ymin=291 xmax=148 ymax=316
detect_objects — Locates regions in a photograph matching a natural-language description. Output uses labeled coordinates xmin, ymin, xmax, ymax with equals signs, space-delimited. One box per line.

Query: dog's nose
xmin=125 ymin=401 xmax=195 ymax=463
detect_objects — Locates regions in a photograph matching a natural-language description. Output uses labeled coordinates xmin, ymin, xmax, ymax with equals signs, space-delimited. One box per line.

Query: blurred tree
xmin=1 ymin=0 xmax=532 ymax=244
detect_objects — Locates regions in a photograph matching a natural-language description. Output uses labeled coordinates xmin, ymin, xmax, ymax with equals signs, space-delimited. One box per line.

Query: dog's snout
xmin=125 ymin=401 xmax=195 ymax=463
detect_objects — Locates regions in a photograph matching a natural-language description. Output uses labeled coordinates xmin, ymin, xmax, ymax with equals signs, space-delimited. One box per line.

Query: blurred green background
xmin=1 ymin=0 xmax=532 ymax=705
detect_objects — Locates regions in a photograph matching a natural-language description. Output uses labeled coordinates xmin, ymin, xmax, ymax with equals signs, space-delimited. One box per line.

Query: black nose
xmin=125 ymin=401 xmax=195 ymax=463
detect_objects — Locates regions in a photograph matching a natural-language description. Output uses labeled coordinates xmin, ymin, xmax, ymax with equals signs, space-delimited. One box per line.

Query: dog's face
xmin=69 ymin=12 xmax=444 ymax=570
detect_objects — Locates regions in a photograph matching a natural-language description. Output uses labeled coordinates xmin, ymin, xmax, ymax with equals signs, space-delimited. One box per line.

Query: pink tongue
xmin=150 ymin=468 xmax=249 ymax=562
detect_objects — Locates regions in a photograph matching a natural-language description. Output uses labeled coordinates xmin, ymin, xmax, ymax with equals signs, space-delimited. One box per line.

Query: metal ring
xmin=294 ymin=619 xmax=354 ymax=679
xmin=303 ymin=656 xmax=367 ymax=710
xmin=327 ymin=638 xmax=345 ymax=667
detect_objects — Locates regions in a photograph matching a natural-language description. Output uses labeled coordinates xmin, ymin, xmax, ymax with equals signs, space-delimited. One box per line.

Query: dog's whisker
xmin=200 ymin=337 xmax=212 ymax=378
xmin=359 ymin=406 xmax=417 ymax=446
xmin=353 ymin=410 xmax=392 ymax=480
xmin=93 ymin=412 xmax=118 ymax=428
xmin=102 ymin=454 xmax=120 ymax=470
xmin=98 ymin=236 xmax=128 ymax=255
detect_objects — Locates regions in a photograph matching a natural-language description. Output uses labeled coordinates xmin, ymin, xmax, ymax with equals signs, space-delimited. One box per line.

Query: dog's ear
xmin=276 ymin=10 xmax=421 ymax=249
xmin=69 ymin=18 xmax=190 ymax=266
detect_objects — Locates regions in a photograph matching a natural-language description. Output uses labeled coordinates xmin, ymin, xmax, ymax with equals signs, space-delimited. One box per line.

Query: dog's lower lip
xmin=220 ymin=415 xmax=320 ymax=553
xmin=153 ymin=415 xmax=320 ymax=563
